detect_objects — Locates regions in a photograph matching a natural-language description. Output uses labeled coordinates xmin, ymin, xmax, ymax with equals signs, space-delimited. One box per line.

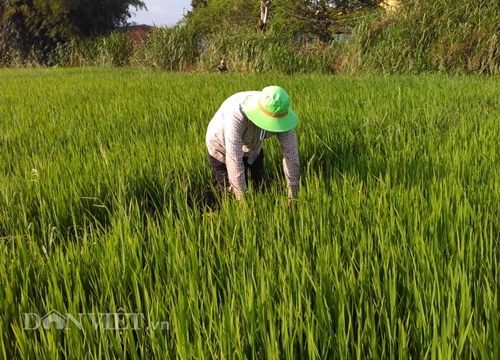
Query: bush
xmin=353 ymin=0 xmax=500 ymax=74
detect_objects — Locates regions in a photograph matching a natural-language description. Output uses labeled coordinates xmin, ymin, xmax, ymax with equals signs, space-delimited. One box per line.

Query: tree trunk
xmin=257 ymin=0 xmax=270 ymax=32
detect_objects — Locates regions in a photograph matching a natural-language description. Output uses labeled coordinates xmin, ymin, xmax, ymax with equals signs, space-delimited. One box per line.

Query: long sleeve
xmin=277 ymin=130 xmax=300 ymax=198
xmin=224 ymin=109 xmax=248 ymax=199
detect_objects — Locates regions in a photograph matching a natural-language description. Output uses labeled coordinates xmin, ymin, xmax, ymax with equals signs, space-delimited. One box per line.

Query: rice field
xmin=1 ymin=68 xmax=499 ymax=359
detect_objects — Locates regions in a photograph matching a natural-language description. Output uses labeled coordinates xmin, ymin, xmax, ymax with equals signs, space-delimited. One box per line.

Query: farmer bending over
xmin=206 ymin=86 xmax=299 ymax=205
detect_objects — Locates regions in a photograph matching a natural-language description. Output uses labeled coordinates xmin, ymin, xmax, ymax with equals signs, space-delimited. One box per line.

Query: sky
xmin=129 ymin=0 xmax=192 ymax=27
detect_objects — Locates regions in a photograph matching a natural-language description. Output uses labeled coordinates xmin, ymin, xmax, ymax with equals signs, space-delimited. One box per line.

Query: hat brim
xmin=243 ymin=95 xmax=298 ymax=132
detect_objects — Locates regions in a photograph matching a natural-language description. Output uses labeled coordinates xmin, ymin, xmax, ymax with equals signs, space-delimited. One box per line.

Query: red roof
xmin=127 ymin=25 xmax=153 ymax=46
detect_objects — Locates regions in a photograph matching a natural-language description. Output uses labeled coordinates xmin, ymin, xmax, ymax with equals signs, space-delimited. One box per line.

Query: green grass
xmin=1 ymin=68 xmax=499 ymax=359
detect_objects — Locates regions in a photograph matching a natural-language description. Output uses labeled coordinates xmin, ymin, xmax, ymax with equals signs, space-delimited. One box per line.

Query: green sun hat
xmin=243 ymin=86 xmax=298 ymax=132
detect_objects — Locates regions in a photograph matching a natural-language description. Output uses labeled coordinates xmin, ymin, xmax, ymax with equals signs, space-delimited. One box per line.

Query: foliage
xmin=185 ymin=0 xmax=380 ymax=41
xmin=195 ymin=27 xmax=336 ymax=74
xmin=65 ymin=0 xmax=146 ymax=37
xmin=190 ymin=0 xmax=208 ymax=9
xmin=183 ymin=0 xmax=500 ymax=75
xmin=131 ymin=25 xmax=200 ymax=71
xmin=287 ymin=0 xmax=380 ymax=41
xmin=0 ymin=0 xmax=145 ymax=65
xmin=354 ymin=0 xmax=500 ymax=74
xmin=1 ymin=68 xmax=500 ymax=358
xmin=185 ymin=0 xmax=260 ymax=37
xmin=2 ymin=0 xmax=500 ymax=75
xmin=44 ymin=24 xmax=339 ymax=74
xmin=54 ymin=32 xmax=135 ymax=67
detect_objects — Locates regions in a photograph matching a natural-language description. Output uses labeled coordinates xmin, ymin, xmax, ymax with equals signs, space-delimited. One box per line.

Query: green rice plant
xmin=1 ymin=69 xmax=500 ymax=359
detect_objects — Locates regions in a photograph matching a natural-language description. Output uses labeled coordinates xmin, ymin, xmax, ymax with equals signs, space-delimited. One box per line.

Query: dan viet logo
xmin=22 ymin=308 xmax=169 ymax=332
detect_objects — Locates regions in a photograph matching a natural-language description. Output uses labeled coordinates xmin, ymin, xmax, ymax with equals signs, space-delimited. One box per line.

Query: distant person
xmin=206 ymin=86 xmax=299 ymax=206
xmin=217 ymin=59 xmax=228 ymax=73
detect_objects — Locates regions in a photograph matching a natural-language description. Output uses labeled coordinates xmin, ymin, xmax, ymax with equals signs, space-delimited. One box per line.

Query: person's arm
xmin=225 ymin=109 xmax=248 ymax=200
xmin=276 ymin=130 xmax=300 ymax=199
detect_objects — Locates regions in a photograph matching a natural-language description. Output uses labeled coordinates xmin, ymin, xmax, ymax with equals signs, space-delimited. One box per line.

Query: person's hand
xmin=287 ymin=198 xmax=296 ymax=208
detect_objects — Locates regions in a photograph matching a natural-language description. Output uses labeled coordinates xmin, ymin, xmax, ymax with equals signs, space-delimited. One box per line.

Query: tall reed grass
xmin=1 ymin=68 xmax=499 ymax=358
xmin=131 ymin=25 xmax=200 ymax=71
xmin=195 ymin=28 xmax=334 ymax=74
xmin=354 ymin=0 xmax=500 ymax=74
xmin=54 ymin=32 xmax=134 ymax=67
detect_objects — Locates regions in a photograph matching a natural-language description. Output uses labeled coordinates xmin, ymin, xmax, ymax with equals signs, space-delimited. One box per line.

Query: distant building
xmin=126 ymin=25 xmax=154 ymax=47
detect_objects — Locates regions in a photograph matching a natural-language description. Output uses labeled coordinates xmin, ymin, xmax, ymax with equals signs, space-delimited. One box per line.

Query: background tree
xmin=271 ymin=0 xmax=381 ymax=42
xmin=257 ymin=0 xmax=270 ymax=32
xmin=191 ymin=0 xmax=208 ymax=9
xmin=0 ymin=0 xmax=145 ymax=64
xmin=66 ymin=0 xmax=147 ymax=37
xmin=186 ymin=0 xmax=259 ymax=37
xmin=186 ymin=0 xmax=381 ymax=41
